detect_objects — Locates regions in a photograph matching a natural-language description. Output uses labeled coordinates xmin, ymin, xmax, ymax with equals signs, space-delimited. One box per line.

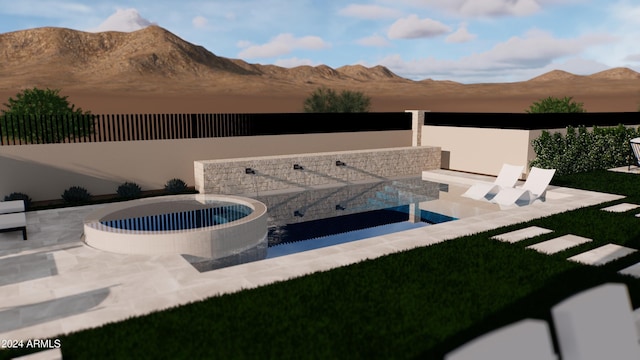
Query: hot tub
xmin=83 ymin=194 xmax=268 ymax=270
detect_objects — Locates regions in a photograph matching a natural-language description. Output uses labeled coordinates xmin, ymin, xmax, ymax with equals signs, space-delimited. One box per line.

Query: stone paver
xmin=568 ymin=244 xmax=637 ymax=266
xmin=491 ymin=226 xmax=553 ymax=243
xmin=0 ymin=170 xmax=624 ymax=342
xmin=13 ymin=348 xmax=62 ymax=360
xmin=619 ymin=262 xmax=640 ymax=278
xmin=602 ymin=203 xmax=640 ymax=213
xmin=527 ymin=234 xmax=593 ymax=255
xmin=609 ymin=166 xmax=640 ymax=175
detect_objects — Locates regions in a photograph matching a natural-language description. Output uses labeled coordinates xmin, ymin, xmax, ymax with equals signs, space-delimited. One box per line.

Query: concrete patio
xmin=0 ymin=170 xmax=630 ymax=344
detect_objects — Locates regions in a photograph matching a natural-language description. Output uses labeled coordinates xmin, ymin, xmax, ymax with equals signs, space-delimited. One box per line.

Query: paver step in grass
xmin=619 ymin=262 xmax=640 ymax=278
xmin=635 ymin=309 xmax=640 ymax=338
xmin=601 ymin=203 xmax=640 ymax=213
xmin=567 ymin=244 xmax=637 ymax=266
xmin=490 ymin=226 xmax=553 ymax=243
xmin=526 ymin=234 xmax=593 ymax=255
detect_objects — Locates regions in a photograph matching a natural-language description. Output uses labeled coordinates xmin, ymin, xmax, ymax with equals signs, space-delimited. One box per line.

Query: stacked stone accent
xmin=194 ymin=146 xmax=441 ymax=195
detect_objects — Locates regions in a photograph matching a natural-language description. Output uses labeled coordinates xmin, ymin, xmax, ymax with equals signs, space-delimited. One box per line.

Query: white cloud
xmin=545 ymin=57 xmax=610 ymax=75
xmin=608 ymin=0 xmax=640 ymax=23
xmin=357 ymin=34 xmax=391 ymax=47
xmin=192 ymin=16 xmax=208 ymax=29
xmin=624 ymin=54 xmax=640 ymax=62
xmin=89 ymin=8 xmax=155 ymax=32
xmin=479 ymin=29 xmax=612 ymax=67
xmin=237 ymin=33 xmax=330 ymax=59
xmin=378 ymin=30 xmax=613 ymax=82
xmin=590 ymin=1 xmax=640 ymax=67
xmin=1 ymin=1 xmax=92 ymax=19
xmin=456 ymin=0 xmax=541 ymax=17
xmin=445 ymin=23 xmax=477 ymax=43
xmin=274 ymin=57 xmax=320 ymax=68
xmin=388 ymin=15 xmax=451 ymax=39
xmin=384 ymin=0 xmax=578 ymax=17
xmin=338 ymin=4 xmax=403 ymax=19
xmin=379 ymin=54 xmax=610 ymax=83
xmin=236 ymin=40 xmax=253 ymax=48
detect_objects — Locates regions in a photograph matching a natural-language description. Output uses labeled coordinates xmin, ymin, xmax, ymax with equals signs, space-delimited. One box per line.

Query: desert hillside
xmin=0 ymin=26 xmax=639 ymax=113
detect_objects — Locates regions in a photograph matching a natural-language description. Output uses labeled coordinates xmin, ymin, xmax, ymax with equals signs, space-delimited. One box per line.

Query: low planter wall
xmin=410 ymin=110 xmax=640 ymax=178
xmin=421 ymin=125 xmax=640 ymax=178
xmin=422 ymin=126 xmax=533 ymax=177
xmin=194 ymin=146 xmax=441 ymax=195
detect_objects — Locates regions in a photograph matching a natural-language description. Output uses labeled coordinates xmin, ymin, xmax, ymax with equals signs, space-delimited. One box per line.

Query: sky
xmin=0 ymin=0 xmax=638 ymax=83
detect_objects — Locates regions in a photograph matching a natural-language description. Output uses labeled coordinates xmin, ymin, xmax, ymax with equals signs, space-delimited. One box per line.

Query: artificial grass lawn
xmin=3 ymin=170 xmax=640 ymax=359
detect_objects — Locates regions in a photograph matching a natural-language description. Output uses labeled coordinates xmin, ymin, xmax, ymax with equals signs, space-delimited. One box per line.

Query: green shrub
xmin=526 ymin=96 xmax=586 ymax=113
xmin=3 ymin=192 xmax=32 ymax=209
xmin=303 ymin=87 xmax=371 ymax=113
xmin=531 ymin=124 xmax=640 ymax=175
xmin=1 ymin=87 xmax=94 ymax=143
xmin=164 ymin=178 xmax=187 ymax=194
xmin=117 ymin=182 xmax=142 ymax=199
xmin=61 ymin=186 xmax=91 ymax=204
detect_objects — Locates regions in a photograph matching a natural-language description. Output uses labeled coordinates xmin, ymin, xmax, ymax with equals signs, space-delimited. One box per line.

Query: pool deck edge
xmin=0 ymin=169 xmax=625 ymax=342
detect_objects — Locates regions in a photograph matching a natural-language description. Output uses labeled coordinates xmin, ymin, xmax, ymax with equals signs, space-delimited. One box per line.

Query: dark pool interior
xmin=267 ymin=205 xmax=455 ymax=246
xmin=247 ymin=177 xmax=457 ymax=255
xmin=100 ymin=204 xmax=252 ymax=231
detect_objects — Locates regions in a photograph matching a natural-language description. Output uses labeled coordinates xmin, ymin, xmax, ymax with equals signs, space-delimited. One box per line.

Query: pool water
xmin=248 ymin=177 xmax=457 ymax=258
xmin=267 ymin=204 xmax=455 ymax=245
xmin=99 ymin=203 xmax=252 ymax=231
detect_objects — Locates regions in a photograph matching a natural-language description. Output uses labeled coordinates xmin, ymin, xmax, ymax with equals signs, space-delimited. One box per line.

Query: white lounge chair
xmin=0 ymin=200 xmax=25 ymax=214
xmin=0 ymin=200 xmax=27 ymax=240
xmin=0 ymin=212 xmax=27 ymax=240
xmin=444 ymin=319 xmax=557 ymax=360
xmin=630 ymin=137 xmax=640 ymax=170
xmin=461 ymin=163 xmax=524 ymax=200
xmin=490 ymin=167 xmax=556 ymax=206
xmin=551 ymin=283 xmax=640 ymax=360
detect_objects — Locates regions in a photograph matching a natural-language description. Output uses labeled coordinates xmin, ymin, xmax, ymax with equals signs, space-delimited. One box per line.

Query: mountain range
xmin=0 ymin=25 xmax=639 ymax=113
xmin=0 ymin=26 xmax=413 ymax=91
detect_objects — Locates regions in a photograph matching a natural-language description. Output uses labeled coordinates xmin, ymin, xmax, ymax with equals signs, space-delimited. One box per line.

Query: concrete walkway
xmin=0 ymin=170 xmax=624 ymax=342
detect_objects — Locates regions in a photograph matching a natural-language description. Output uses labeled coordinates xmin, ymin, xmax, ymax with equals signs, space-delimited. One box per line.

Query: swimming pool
xmin=250 ymin=177 xmax=458 ymax=258
xmin=83 ymin=178 xmax=466 ymax=272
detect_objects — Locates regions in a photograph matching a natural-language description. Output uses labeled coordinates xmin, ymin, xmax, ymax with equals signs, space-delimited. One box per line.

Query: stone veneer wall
xmin=194 ymin=146 xmax=441 ymax=195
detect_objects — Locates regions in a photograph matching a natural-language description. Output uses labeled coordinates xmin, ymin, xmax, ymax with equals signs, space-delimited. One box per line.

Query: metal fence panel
xmin=0 ymin=112 xmax=412 ymax=145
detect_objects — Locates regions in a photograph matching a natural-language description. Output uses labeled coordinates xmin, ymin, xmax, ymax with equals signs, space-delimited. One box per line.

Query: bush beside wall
xmin=531 ymin=124 xmax=640 ymax=175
